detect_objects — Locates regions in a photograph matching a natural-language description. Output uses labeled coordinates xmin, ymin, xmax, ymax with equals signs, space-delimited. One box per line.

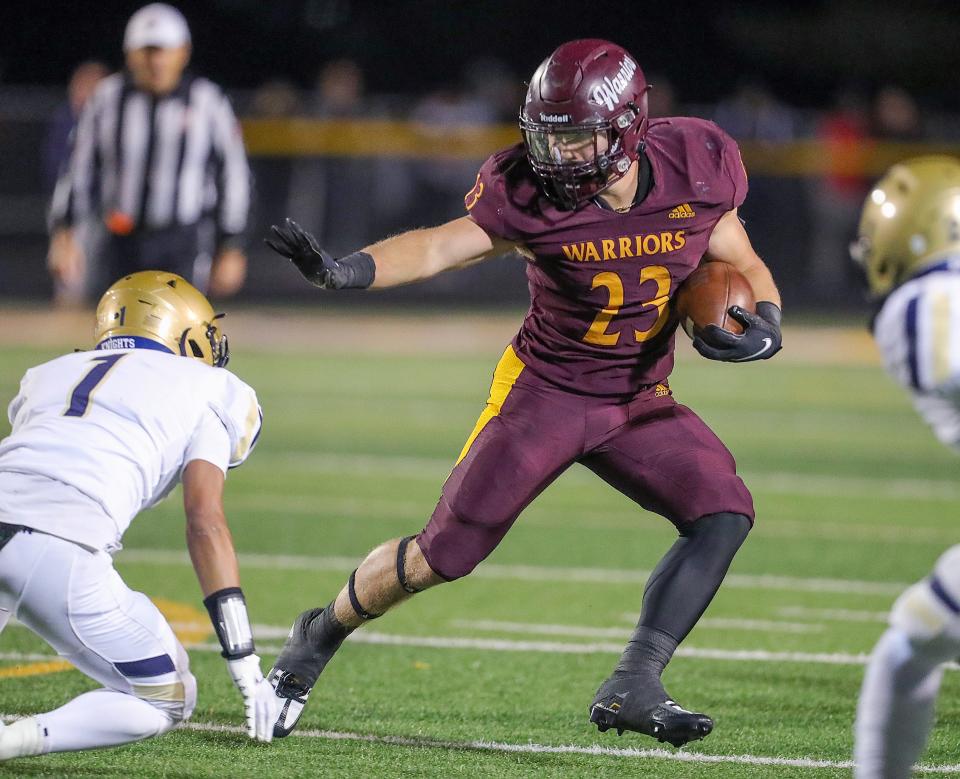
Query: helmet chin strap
xmin=593 ymin=151 xmax=652 ymax=213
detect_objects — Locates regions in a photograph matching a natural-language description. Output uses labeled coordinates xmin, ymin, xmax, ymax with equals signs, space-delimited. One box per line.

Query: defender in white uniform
xmin=0 ymin=271 xmax=278 ymax=760
xmin=852 ymin=156 xmax=960 ymax=777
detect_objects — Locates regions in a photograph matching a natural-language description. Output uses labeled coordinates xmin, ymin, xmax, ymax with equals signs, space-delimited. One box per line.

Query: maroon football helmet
xmin=520 ymin=39 xmax=650 ymax=209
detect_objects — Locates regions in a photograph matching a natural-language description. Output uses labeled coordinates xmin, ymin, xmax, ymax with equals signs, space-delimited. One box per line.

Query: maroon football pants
xmin=416 ymin=346 xmax=755 ymax=580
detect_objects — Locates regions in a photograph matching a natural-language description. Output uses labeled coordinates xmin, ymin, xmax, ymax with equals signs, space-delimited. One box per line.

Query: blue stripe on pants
xmin=115 ymin=654 xmax=176 ymax=677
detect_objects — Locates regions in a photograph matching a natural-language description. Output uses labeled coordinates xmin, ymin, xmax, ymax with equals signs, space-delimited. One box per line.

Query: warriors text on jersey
xmin=0 ymin=347 xmax=261 ymax=552
xmin=465 ymin=117 xmax=748 ymax=397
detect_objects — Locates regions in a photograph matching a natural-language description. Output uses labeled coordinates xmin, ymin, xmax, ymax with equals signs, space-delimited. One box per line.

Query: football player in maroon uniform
xmin=265 ymin=39 xmax=782 ymax=748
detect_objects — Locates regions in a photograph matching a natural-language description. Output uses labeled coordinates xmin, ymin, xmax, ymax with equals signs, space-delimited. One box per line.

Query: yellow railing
xmin=241 ymin=118 xmax=519 ymax=159
xmin=241 ymin=117 xmax=960 ymax=177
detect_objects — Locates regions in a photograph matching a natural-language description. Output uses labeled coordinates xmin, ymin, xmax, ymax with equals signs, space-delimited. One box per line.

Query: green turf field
xmin=2 ymin=330 xmax=959 ymax=777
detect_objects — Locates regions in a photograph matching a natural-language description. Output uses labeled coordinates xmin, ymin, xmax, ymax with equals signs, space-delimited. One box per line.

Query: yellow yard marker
xmin=0 ymin=659 xmax=73 ymax=679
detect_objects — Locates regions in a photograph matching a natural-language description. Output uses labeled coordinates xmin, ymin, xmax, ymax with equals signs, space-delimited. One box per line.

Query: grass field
xmin=2 ymin=314 xmax=959 ymax=777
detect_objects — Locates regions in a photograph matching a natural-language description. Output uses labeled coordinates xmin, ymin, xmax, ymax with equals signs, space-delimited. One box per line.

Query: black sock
xmin=599 ymin=626 xmax=677 ymax=709
xmin=640 ymin=512 xmax=751 ymax=642
xmin=279 ymin=601 xmax=355 ymax=687
xmin=306 ymin=601 xmax=354 ymax=656
xmin=612 ymin=626 xmax=677 ymax=678
xmin=308 ymin=601 xmax=354 ymax=646
xmin=597 ymin=513 xmax=751 ymax=707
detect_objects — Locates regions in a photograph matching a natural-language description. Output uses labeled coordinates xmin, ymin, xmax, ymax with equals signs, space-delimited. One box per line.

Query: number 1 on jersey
xmin=64 ymin=354 xmax=126 ymax=418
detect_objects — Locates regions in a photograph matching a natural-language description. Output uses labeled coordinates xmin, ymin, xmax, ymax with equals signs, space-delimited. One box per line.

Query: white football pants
xmin=854 ymin=545 xmax=960 ymax=778
xmin=0 ymin=529 xmax=196 ymax=754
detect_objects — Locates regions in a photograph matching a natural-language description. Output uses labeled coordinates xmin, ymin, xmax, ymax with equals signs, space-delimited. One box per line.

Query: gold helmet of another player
xmin=852 ymin=155 xmax=960 ymax=298
xmin=94 ymin=271 xmax=229 ymax=367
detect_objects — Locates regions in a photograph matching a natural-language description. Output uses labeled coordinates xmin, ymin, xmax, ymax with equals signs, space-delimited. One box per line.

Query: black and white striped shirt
xmin=50 ymin=72 xmax=250 ymax=245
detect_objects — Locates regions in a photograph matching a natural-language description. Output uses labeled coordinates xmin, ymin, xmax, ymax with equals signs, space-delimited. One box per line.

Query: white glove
xmin=226 ymin=654 xmax=281 ymax=742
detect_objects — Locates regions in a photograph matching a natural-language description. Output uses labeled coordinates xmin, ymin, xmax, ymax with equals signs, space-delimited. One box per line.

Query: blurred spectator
xmin=246 ymin=78 xmax=301 ymax=283
xmin=311 ymin=59 xmax=364 ymax=116
xmin=714 ymin=79 xmax=795 ymax=143
xmin=283 ymin=59 xmax=377 ymax=255
xmin=47 ymin=3 xmax=251 ymax=303
xmin=41 ymin=60 xmax=109 ymax=195
xmin=807 ymin=87 xmax=872 ymax=300
xmin=408 ymin=78 xmax=499 ymax=228
xmin=714 ymin=81 xmax=800 ymax=289
xmin=41 ymin=60 xmax=109 ymax=306
xmin=249 ymin=79 xmax=301 ymax=117
xmin=645 ymin=73 xmax=677 ymax=118
xmin=872 ymin=84 xmax=922 ymax=141
xmin=464 ymin=57 xmax=522 ymax=123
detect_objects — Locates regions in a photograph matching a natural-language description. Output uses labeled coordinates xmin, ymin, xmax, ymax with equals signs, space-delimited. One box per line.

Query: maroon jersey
xmin=465 ymin=116 xmax=748 ymax=397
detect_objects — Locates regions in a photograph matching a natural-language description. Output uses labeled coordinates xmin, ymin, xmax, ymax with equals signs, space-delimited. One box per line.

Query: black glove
xmin=692 ymin=301 xmax=782 ymax=362
xmin=265 ymin=218 xmax=375 ymax=289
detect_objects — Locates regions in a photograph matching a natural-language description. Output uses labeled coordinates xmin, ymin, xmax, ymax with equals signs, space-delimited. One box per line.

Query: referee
xmin=48 ymin=3 xmax=251 ymax=299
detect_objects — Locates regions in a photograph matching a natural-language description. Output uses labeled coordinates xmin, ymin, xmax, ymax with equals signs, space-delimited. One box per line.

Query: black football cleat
xmin=590 ymin=677 xmax=713 ymax=748
xmin=267 ymin=608 xmax=329 ymax=738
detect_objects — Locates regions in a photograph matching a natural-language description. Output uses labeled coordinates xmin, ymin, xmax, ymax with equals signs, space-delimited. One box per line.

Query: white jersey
xmin=874 ymin=257 xmax=960 ymax=450
xmin=0 ymin=347 xmax=261 ymax=552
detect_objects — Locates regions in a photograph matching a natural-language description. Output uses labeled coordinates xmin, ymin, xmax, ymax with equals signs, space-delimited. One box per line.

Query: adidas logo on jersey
xmin=668 ymin=203 xmax=696 ymax=219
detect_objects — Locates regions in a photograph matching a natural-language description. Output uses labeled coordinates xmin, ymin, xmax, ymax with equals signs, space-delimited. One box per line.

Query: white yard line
xmin=756 ymin=519 xmax=950 ymax=544
xmin=0 ymin=713 xmax=957 ymax=772
xmin=0 ymin=651 xmax=63 ymax=662
xmin=118 ymin=547 xmax=910 ymax=596
xmin=778 ymin=606 xmax=891 ymax=623
xmin=0 ymin=634 xmax=879 ymax=666
xmin=183 ymin=721 xmax=960 ymax=772
xmin=340 ymin=634 xmax=878 ymax=666
xmin=5 ymin=622 xmax=866 ymax=666
xmin=185 ymin=722 xmax=960 ymax=774
xmin=255 ymin=450 xmax=960 ymax=502
xmin=459 ymin=618 xmax=823 ymax=637
xmin=222 ymin=492 xmax=951 ymax=546
xmin=664 ymin=617 xmax=823 ymax=634
xmin=742 ymin=471 xmax=960 ymax=502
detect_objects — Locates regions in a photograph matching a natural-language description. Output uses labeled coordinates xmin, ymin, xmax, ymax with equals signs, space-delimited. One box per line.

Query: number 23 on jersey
xmin=583 ymin=265 xmax=672 ymax=346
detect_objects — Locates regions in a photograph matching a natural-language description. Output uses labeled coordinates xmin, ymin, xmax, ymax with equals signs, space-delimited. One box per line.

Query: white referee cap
xmin=123 ymin=3 xmax=191 ymax=51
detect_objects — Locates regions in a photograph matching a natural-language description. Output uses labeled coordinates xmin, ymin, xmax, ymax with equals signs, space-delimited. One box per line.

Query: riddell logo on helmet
xmin=540 ymin=113 xmax=571 ymax=123
xmin=590 ymin=56 xmax=638 ymax=111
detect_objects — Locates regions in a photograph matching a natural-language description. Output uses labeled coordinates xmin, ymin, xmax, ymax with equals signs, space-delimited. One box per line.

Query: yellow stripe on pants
xmin=455 ymin=345 xmax=525 ymax=465
xmin=932 ymin=291 xmax=951 ymax=385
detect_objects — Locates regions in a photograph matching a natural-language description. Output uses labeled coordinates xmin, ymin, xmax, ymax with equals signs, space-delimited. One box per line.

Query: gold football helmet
xmin=94 ymin=271 xmax=229 ymax=367
xmin=852 ymin=155 xmax=960 ymax=298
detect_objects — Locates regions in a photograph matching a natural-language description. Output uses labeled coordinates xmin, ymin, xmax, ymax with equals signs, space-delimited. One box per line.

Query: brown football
xmin=674 ymin=261 xmax=756 ymax=339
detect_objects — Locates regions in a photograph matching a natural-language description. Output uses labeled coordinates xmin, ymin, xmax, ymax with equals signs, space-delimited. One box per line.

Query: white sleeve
xmin=7 ymin=394 xmax=22 ymax=427
xmin=874 ymin=278 xmax=955 ymax=395
xmin=7 ymin=371 xmax=31 ymax=427
xmin=875 ymin=275 xmax=960 ymax=452
xmin=48 ymin=85 xmax=102 ymax=229
xmin=910 ymin=393 xmax=960 ymax=451
xmin=183 ymin=409 xmax=232 ymax=475
xmin=209 ymin=374 xmax=262 ymax=469
xmin=210 ymin=89 xmax=250 ymax=239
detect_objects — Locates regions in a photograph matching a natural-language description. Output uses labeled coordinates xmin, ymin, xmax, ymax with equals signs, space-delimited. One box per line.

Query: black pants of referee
xmin=100 ymin=222 xmax=213 ymax=294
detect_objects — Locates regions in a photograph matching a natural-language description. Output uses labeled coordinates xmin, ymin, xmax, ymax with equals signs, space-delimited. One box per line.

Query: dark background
xmin=3 ymin=0 xmax=959 ymax=107
xmin=2 ymin=0 xmax=959 ymax=309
